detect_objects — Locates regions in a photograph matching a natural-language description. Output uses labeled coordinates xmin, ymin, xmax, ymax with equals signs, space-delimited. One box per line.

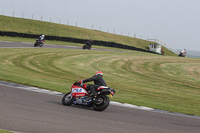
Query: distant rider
xmin=85 ymin=39 xmax=93 ymax=46
xmin=181 ymin=49 xmax=186 ymax=57
xmin=77 ymin=71 xmax=107 ymax=97
xmin=179 ymin=49 xmax=186 ymax=57
xmin=39 ymin=35 xmax=45 ymax=41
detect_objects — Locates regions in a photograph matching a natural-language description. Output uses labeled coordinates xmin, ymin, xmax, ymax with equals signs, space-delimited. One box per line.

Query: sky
xmin=0 ymin=0 xmax=200 ymax=51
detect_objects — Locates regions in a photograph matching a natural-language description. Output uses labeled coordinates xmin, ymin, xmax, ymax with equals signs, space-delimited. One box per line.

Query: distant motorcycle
xmin=82 ymin=40 xmax=92 ymax=50
xmin=82 ymin=43 xmax=92 ymax=49
xmin=62 ymin=82 xmax=115 ymax=111
xmin=178 ymin=52 xmax=186 ymax=57
xmin=34 ymin=39 xmax=45 ymax=47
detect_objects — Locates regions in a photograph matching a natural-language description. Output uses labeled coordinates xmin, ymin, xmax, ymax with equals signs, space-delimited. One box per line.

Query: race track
xmin=0 ymin=41 xmax=200 ymax=133
xmin=0 ymin=41 xmax=131 ymax=52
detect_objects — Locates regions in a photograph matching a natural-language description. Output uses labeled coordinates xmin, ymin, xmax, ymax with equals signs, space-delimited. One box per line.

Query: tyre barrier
xmin=0 ymin=31 xmax=157 ymax=54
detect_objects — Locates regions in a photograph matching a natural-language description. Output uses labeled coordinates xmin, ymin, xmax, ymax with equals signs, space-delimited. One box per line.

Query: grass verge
xmin=0 ymin=129 xmax=14 ymax=133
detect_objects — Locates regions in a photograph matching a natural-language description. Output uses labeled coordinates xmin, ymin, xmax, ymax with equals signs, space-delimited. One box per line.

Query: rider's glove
xmin=77 ymin=81 xmax=83 ymax=87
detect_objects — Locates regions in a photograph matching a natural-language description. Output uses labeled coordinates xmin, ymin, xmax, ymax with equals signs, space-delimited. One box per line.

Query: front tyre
xmin=93 ymin=95 xmax=110 ymax=111
xmin=34 ymin=43 xmax=37 ymax=47
xmin=62 ymin=92 xmax=73 ymax=106
xmin=82 ymin=45 xmax=86 ymax=49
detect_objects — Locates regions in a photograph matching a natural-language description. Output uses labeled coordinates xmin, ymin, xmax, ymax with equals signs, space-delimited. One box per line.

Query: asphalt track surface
xmin=0 ymin=41 xmax=132 ymax=52
xmin=0 ymin=41 xmax=200 ymax=133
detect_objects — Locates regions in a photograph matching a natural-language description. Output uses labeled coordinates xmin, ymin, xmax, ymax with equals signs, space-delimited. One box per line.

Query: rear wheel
xmin=88 ymin=45 xmax=91 ymax=50
xmin=39 ymin=43 xmax=43 ymax=47
xmin=62 ymin=92 xmax=73 ymax=106
xmin=93 ymin=95 xmax=110 ymax=111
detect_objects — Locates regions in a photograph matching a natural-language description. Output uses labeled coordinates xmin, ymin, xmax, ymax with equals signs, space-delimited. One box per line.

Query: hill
xmin=0 ymin=15 xmax=175 ymax=55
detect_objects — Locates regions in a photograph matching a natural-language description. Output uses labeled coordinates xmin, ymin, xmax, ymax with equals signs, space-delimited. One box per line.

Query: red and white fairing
xmin=71 ymin=85 xmax=88 ymax=97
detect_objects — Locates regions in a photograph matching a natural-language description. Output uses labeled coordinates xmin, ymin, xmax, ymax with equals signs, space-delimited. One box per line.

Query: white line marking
xmin=110 ymin=101 xmax=154 ymax=111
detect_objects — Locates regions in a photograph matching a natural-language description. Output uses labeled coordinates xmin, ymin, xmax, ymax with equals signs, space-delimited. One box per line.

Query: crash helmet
xmin=95 ymin=71 xmax=103 ymax=77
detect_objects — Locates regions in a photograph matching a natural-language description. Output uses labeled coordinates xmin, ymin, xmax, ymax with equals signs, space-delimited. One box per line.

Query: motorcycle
xmin=62 ymin=82 xmax=115 ymax=111
xmin=82 ymin=43 xmax=92 ymax=50
xmin=34 ymin=39 xmax=45 ymax=47
xmin=178 ymin=52 xmax=186 ymax=57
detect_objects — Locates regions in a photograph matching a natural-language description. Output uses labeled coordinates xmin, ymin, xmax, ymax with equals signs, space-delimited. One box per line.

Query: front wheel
xmin=34 ymin=43 xmax=37 ymax=47
xmin=93 ymin=95 xmax=110 ymax=111
xmin=62 ymin=92 xmax=73 ymax=106
xmin=82 ymin=45 xmax=86 ymax=49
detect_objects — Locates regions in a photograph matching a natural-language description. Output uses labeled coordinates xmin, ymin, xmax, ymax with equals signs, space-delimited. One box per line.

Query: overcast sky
xmin=0 ymin=0 xmax=200 ymax=51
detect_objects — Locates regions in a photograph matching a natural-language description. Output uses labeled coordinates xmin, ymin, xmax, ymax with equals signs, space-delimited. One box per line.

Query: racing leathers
xmin=39 ymin=35 xmax=45 ymax=41
xmin=82 ymin=75 xmax=107 ymax=97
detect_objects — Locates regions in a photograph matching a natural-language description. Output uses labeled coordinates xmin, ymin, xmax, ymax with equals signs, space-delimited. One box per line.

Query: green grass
xmin=0 ymin=15 xmax=175 ymax=56
xmin=0 ymin=129 xmax=14 ymax=133
xmin=0 ymin=48 xmax=199 ymax=116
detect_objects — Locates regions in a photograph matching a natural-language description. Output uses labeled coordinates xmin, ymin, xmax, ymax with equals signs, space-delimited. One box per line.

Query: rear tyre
xmin=62 ymin=92 xmax=73 ymax=106
xmin=93 ymin=95 xmax=110 ymax=111
xmin=88 ymin=45 xmax=91 ymax=50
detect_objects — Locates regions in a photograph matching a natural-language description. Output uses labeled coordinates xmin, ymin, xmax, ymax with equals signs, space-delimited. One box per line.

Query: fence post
xmin=0 ymin=13 xmax=154 ymax=40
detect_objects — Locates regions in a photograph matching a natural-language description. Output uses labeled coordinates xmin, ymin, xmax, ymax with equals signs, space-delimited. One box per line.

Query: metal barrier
xmin=0 ymin=31 xmax=156 ymax=54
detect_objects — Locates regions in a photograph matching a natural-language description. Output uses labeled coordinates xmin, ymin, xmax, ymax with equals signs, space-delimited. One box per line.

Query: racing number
xmin=72 ymin=88 xmax=82 ymax=92
xmin=77 ymin=88 xmax=82 ymax=92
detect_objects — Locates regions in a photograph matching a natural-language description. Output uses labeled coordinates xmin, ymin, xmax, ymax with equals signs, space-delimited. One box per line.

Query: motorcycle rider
xmin=77 ymin=71 xmax=107 ymax=97
xmin=39 ymin=34 xmax=45 ymax=41
xmin=85 ymin=39 xmax=93 ymax=46
xmin=179 ymin=49 xmax=186 ymax=57
xmin=181 ymin=49 xmax=186 ymax=57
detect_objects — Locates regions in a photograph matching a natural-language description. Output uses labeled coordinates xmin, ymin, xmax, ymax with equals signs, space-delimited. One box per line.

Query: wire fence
xmin=1 ymin=10 xmax=151 ymax=40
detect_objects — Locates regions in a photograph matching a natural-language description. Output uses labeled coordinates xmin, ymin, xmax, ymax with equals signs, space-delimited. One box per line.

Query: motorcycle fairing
xmin=71 ymin=85 xmax=89 ymax=97
xmin=71 ymin=85 xmax=92 ymax=106
xmin=73 ymin=96 xmax=92 ymax=106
